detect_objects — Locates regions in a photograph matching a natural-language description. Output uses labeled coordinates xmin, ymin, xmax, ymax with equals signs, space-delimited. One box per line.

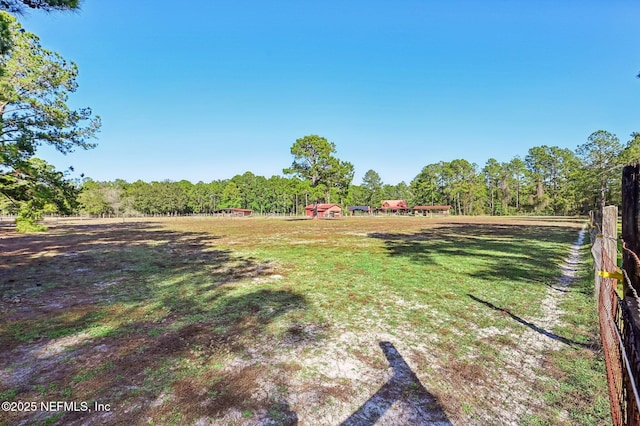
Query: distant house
xmin=378 ymin=200 xmax=410 ymax=214
xmin=305 ymin=204 xmax=342 ymax=218
xmin=347 ymin=206 xmax=370 ymax=216
xmin=412 ymin=205 xmax=451 ymax=216
xmin=382 ymin=200 xmax=408 ymax=209
xmin=215 ymin=208 xmax=252 ymax=217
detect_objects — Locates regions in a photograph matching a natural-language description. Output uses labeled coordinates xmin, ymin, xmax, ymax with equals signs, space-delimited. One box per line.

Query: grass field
xmin=0 ymin=216 xmax=609 ymax=425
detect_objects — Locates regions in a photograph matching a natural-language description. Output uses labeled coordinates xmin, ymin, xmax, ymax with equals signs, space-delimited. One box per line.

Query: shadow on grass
xmin=368 ymin=223 xmax=580 ymax=284
xmin=340 ymin=342 xmax=450 ymax=425
xmin=468 ymin=294 xmax=588 ymax=348
xmin=0 ymin=222 xmax=309 ymax=425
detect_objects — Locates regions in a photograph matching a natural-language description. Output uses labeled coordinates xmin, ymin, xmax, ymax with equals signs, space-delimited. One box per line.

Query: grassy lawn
xmin=0 ymin=216 xmax=609 ymax=425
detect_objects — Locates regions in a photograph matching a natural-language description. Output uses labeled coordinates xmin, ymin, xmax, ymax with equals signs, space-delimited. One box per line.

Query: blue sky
xmin=20 ymin=0 xmax=640 ymax=185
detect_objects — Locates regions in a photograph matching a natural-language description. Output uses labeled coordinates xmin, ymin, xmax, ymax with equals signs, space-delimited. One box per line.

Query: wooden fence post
xmin=592 ymin=206 xmax=619 ymax=296
xmin=622 ymin=163 xmax=640 ymax=348
xmin=603 ymin=206 xmax=618 ymax=271
xmin=623 ymin=163 xmax=640 ymax=301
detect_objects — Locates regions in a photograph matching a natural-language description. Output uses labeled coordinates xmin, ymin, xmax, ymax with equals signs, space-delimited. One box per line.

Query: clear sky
xmin=19 ymin=0 xmax=640 ymax=185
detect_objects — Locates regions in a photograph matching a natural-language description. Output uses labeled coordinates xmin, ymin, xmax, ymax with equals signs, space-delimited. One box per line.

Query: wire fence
xmin=591 ymin=210 xmax=640 ymax=425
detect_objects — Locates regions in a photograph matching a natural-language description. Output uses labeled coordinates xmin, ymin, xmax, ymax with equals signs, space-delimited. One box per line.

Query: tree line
xmin=5 ymin=130 xmax=631 ymax=218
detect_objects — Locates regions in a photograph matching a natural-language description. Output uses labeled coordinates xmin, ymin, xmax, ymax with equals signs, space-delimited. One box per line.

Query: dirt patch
xmin=462 ymin=225 xmax=587 ymax=424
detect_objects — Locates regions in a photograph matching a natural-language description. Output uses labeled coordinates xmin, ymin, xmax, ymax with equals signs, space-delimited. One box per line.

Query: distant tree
xmin=524 ymin=145 xmax=577 ymax=214
xmin=506 ymin=157 xmax=526 ymax=213
xmin=219 ymin=181 xmax=242 ymax=209
xmin=482 ymin=158 xmax=501 ymax=215
xmin=441 ymin=159 xmax=484 ymax=215
xmin=525 ymin=146 xmax=553 ymax=212
xmin=265 ymin=175 xmax=291 ymax=214
xmin=102 ymin=183 xmax=124 ymax=216
xmin=576 ymin=130 xmax=623 ymax=217
xmin=77 ymin=180 xmax=110 ymax=216
xmin=410 ymin=163 xmax=444 ymax=207
xmin=287 ymin=176 xmax=308 ymax=216
xmin=0 ymin=12 xmax=99 ymax=230
xmin=329 ymin=162 xmax=354 ymax=206
xmin=620 ymin=132 xmax=640 ymax=165
xmin=345 ymin=184 xmax=366 ymax=208
xmin=361 ymin=169 xmax=383 ymax=207
xmin=283 ymin=135 xmax=354 ymax=216
xmin=128 ymin=180 xmax=154 ymax=214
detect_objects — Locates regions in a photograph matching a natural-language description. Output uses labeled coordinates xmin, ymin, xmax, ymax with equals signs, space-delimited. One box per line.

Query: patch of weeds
xmin=148 ymin=327 xmax=164 ymax=337
xmin=33 ymin=384 xmax=47 ymax=396
xmin=207 ymin=389 xmax=223 ymax=398
xmin=520 ymin=414 xmax=547 ymax=426
xmin=87 ymin=324 xmax=118 ymax=339
xmin=61 ymin=386 xmax=73 ymax=399
xmin=72 ymin=361 xmax=115 ymax=384
xmin=5 ymin=308 xmax=110 ymax=343
xmin=46 ymin=327 xmax=78 ymax=339
xmin=241 ymin=410 xmax=253 ymax=418
xmin=461 ymin=403 xmax=475 ymax=416
xmin=35 ymin=412 xmax=64 ymax=426
xmin=142 ymin=359 xmax=178 ymax=394
xmin=159 ymin=412 xmax=183 ymax=426
xmin=0 ymin=388 xmax=17 ymax=401
xmin=7 ymin=323 xmax=40 ymax=342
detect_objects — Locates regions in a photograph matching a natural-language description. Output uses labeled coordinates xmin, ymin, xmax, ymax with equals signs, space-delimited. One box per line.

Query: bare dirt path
xmin=471 ymin=225 xmax=587 ymax=424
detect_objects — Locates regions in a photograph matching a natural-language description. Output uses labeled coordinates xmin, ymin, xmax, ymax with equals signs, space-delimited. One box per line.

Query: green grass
xmin=0 ymin=216 xmax=610 ymax=424
xmin=533 ymin=242 xmax=611 ymax=425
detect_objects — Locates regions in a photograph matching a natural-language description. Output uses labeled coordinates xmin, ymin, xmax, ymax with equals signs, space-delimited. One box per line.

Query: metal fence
xmin=591 ymin=210 xmax=640 ymax=425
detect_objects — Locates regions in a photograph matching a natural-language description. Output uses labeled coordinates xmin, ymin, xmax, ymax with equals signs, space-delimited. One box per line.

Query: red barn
xmin=305 ymin=204 xmax=342 ymax=218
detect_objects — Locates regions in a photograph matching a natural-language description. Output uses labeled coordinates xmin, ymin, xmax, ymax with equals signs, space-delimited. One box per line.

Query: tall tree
xmin=441 ymin=159 xmax=484 ymax=215
xmin=525 ymin=146 xmax=553 ymax=212
xmin=507 ymin=157 xmax=526 ymax=213
xmin=410 ymin=163 xmax=445 ymax=207
xmin=620 ymin=132 xmax=640 ymax=165
xmin=576 ymin=130 xmax=623 ymax=217
xmin=77 ymin=180 xmax=111 ymax=217
xmin=524 ymin=145 xmax=578 ymax=214
xmin=0 ymin=12 xmax=99 ymax=229
xmin=283 ymin=135 xmax=353 ymax=216
xmin=361 ymin=169 xmax=383 ymax=207
xmin=219 ymin=181 xmax=242 ymax=209
xmin=482 ymin=158 xmax=501 ymax=215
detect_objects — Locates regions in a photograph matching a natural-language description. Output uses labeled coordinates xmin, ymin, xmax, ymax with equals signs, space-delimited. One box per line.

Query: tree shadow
xmin=467 ymin=294 xmax=588 ymax=348
xmin=340 ymin=342 xmax=451 ymax=426
xmin=368 ymin=223 xmax=581 ymax=284
xmin=0 ymin=222 xmax=308 ymax=425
